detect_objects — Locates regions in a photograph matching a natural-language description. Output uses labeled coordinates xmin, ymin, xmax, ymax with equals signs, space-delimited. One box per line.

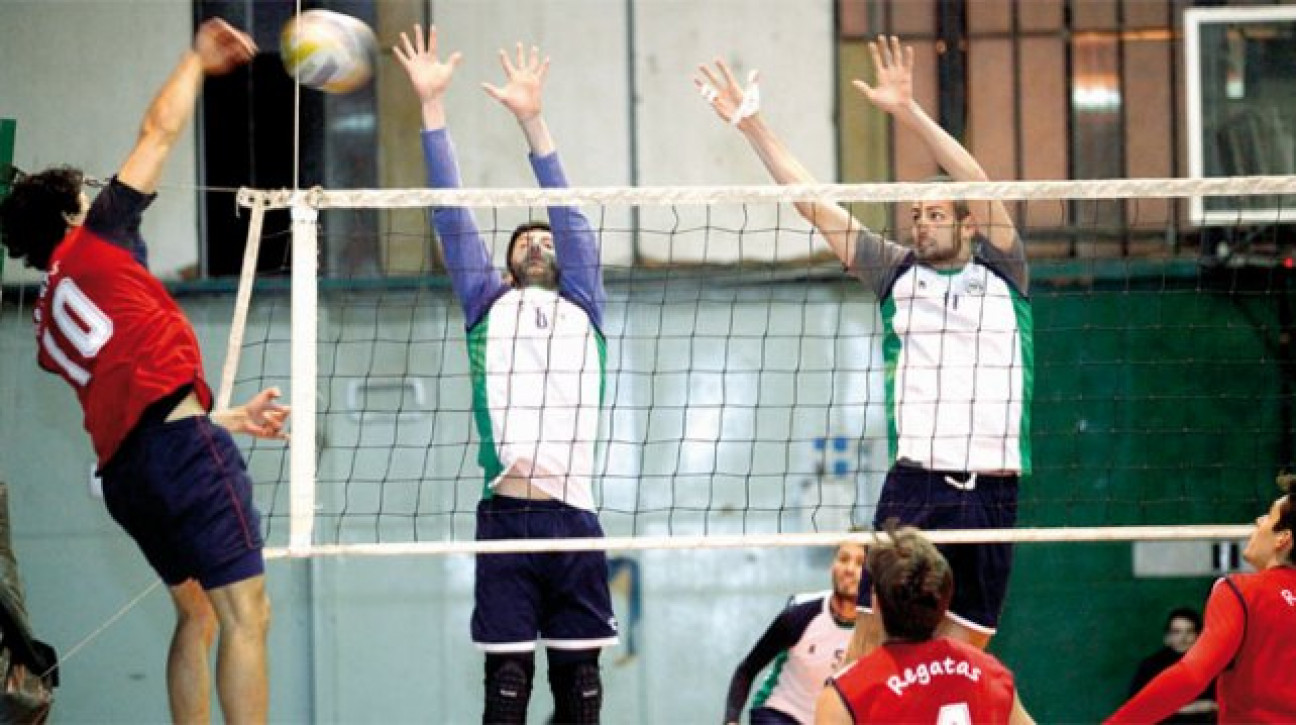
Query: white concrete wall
xmin=402 ymin=0 xmax=836 ymax=267
xmin=0 ymin=0 xmax=200 ymax=282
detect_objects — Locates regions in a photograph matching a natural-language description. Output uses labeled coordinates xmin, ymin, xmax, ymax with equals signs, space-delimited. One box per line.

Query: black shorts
xmin=860 ymin=465 xmax=1019 ymax=633
xmin=102 ymin=416 xmax=264 ymax=589
xmin=472 ymin=496 xmax=618 ymax=652
xmin=750 ymin=706 xmax=800 ymax=725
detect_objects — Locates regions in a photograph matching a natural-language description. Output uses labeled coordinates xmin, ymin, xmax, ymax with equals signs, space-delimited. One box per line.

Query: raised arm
xmin=854 ymin=36 xmax=1018 ymax=255
xmin=394 ymin=25 xmax=506 ymax=328
xmin=118 ymin=19 xmax=256 ymax=195
xmin=696 ymin=60 xmax=861 ymax=267
xmin=484 ymin=43 xmax=605 ymax=324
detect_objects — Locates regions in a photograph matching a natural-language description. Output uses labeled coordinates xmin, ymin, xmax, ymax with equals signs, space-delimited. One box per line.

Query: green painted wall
xmin=995 ymin=269 xmax=1293 ymax=723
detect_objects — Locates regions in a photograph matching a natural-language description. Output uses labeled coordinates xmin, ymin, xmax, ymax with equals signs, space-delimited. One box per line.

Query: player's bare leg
xmin=206 ymin=574 xmax=271 ymax=724
xmin=167 ymin=579 xmax=219 ymax=725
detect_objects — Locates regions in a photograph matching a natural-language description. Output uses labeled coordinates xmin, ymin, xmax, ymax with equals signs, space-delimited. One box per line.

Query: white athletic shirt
xmin=750 ymin=591 xmax=854 ymax=723
xmin=467 ymin=286 xmax=606 ymax=511
xmin=853 ymin=231 xmax=1033 ymax=474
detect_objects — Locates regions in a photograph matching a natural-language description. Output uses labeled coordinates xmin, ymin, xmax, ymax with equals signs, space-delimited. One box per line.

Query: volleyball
xmin=280 ymin=10 xmax=377 ymax=93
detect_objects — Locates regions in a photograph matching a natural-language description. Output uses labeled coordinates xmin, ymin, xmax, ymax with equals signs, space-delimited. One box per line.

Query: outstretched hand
xmin=852 ymin=35 xmax=915 ymax=116
xmin=393 ymin=24 xmax=463 ymax=103
xmin=193 ymin=18 xmax=257 ymax=76
xmin=215 ymin=387 xmax=291 ymax=440
xmin=482 ymin=42 xmax=550 ymax=121
xmin=694 ymin=59 xmax=760 ymax=126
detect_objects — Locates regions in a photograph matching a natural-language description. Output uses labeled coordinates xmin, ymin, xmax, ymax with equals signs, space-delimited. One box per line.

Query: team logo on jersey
xmin=534 ymin=306 xmax=550 ymax=329
xmin=1282 ymin=588 xmax=1296 ymax=608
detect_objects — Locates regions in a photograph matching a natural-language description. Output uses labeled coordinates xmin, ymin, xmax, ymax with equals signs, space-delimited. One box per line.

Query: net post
xmin=216 ymin=194 xmax=268 ymax=410
xmin=289 ymin=192 xmax=319 ymax=553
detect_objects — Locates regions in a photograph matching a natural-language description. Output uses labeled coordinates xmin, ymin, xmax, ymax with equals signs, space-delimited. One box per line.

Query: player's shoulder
xmin=55 ymin=227 xmax=124 ymax=268
xmin=936 ymin=638 xmax=1012 ymax=674
xmin=774 ymin=591 xmax=830 ymax=633
xmin=784 ymin=590 xmax=832 ymax=620
xmin=787 ymin=589 xmax=831 ymax=607
xmin=1224 ymin=566 xmax=1296 ymax=599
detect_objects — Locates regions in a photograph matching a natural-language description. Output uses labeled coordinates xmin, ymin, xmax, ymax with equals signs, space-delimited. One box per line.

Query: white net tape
xmin=237 ymin=175 xmax=1296 ymax=210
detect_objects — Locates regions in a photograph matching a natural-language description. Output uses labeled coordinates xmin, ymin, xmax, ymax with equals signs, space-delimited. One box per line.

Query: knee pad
xmin=484 ymin=653 xmax=534 ymax=725
xmin=549 ymin=658 xmax=602 ymax=725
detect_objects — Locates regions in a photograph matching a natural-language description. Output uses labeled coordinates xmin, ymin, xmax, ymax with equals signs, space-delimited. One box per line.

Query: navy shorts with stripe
xmin=860 ymin=465 xmax=1019 ymax=632
xmin=473 ymin=496 xmax=618 ymax=652
xmin=102 ymin=416 xmax=264 ymax=590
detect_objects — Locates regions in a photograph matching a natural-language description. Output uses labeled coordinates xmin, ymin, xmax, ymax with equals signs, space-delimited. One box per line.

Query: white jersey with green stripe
xmin=751 ymin=591 xmax=854 ymax=723
xmin=854 ymin=231 xmax=1033 ymax=475
xmin=467 ymin=286 xmax=607 ymax=511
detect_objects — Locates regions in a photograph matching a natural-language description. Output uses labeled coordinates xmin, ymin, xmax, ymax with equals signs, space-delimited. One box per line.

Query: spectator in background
xmin=1127 ymin=608 xmax=1217 ymax=724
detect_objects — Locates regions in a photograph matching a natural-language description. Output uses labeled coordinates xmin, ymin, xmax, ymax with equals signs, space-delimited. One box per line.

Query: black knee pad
xmin=484 ymin=653 xmax=535 ymax=725
xmin=548 ymin=652 xmax=602 ymax=725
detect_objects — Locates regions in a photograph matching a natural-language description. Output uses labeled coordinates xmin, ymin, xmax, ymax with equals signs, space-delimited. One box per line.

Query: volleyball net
xmin=220 ymin=177 xmax=1296 ymax=558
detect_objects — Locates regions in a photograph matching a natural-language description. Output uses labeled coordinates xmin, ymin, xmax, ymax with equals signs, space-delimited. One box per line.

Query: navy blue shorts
xmin=472 ymin=496 xmax=618 ymax=652
xmin=750 ymin=706 xmax=800 ymax=725
xmin=102 ymin=416 xmax=264 ymax=590
xmin=860 ymin=465 xmax=1018 ymax=633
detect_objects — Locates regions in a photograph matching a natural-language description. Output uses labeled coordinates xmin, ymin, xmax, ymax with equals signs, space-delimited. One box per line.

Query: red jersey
xmin=33 ymin=180 xmax=212 ymax=467
xmin=831 ymin=638 xmax=1016 ymax=724
xmin=1108 ymin=567 xmax=1296 ymax=724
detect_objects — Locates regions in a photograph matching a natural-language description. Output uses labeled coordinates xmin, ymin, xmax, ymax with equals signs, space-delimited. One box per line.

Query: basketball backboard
xmin=1185 ymin=6 xmax=1296 ymax=226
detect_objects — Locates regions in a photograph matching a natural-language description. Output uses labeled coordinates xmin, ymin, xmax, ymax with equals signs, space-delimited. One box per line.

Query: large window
xmin=838 ymin=0 xmax=1200 ymax=259
xmin=197 ymin=0 xmax=380 ymax=278
xmin=1186 ymin=5 xmax=1296 ymax=225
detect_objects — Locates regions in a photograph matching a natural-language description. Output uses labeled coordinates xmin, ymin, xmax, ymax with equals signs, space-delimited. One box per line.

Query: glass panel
xmin=1018 ymin=0 xmax=1064 ymax=33
xmin=839 ymin=0 xmax=872 ymax=39
xmin=967 ymin=38 xmax=1016 ymax=182
xmin=1124 ymin=34 xmax=1174 ymax=244
xmin=1071 ymin=32 xmax=1124 ymax=253
xmin=1195 ymin=15 xmax=1296 ymax=219
xmin=889 ymin=0 xmax=936 ymax=36
xmin=1019 ymin=37 xmax=1068 ymax=239
xmin=198 ymin=0 xmax=380 ymax=278
xmin=967 ymin=0 xmax=1011 ymax=34
xmin=1072 ymin=0 xmax=1118 ymax=32
xmin=839 ymin=42 xmax=892 ymax=235
xmin=1125 ymin=0 xmax=1170 ymax=30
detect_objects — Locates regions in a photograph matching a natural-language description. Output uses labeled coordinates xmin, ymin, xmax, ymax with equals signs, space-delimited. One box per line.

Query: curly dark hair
xmin=867 ymin=522 xmax=953 ymax=642
xmin=0 ymin=166 xmax=84 ymax=271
